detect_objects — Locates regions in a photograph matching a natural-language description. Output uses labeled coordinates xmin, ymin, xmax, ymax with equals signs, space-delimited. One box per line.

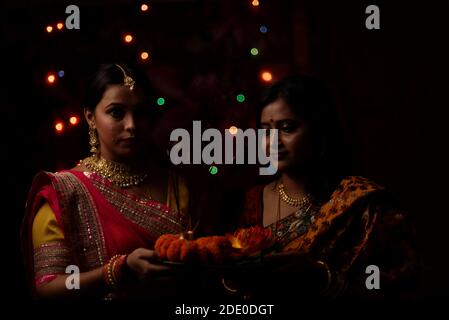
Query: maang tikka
xmin=115 ymin=64 xmax=135 ymax=90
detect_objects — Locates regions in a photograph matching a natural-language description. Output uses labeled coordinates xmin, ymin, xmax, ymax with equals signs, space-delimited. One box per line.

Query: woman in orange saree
xmin=22 ymin=64 xmax=192 ymax=299
xmin=225 ymin=75 xmax=419 ymax=301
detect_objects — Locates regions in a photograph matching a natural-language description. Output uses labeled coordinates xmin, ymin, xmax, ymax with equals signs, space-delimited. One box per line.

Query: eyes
xmin=261 ymin=121 xmax=300 ymax=134
xmin=106 ymin=104 xmax=151 ymax=120
xmin=108 ymin=107 xmax=125 ymax=119
xmin=280 ymin=124 xmax=298 ymax=133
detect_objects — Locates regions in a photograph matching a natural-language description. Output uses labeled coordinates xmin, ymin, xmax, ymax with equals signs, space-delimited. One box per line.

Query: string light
xmin=260 ymin=25 xmax=268 ymax=33
xmin=56 ymin=23 xmax=64 ymax=30
xmin=69 ymin=116 xmax=79 ymax=125
xmin=229 ymin=126 xmax=238 ymax=135
xmin=157 ymin=97 xmax=165 ymax=106
xmin=46 ymin=26 xmax=53 ymax=33
xmin=252 ymin=0 xmax=260 ymax=7
xmin=141 ymin=4 xmax=149 ymax=12
xmin=124 ymin=34 xmax=133 ymax=43
xmin=58 ymin=70 xmax=65 ymax=78
xmin=236 ymin=94 xmax=246 ymax=103
xmin=250 ymin=48 xmax=259 ymax=56
xmin=260 ymin=71 xmax=273 ymax=82
xmin=55 ymin=122 xmax=64 ymax=133
xmin=140 ymin=51 xmax=149 ymax=61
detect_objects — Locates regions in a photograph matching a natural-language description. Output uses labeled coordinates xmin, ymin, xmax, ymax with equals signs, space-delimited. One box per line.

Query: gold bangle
xmin=316 ymin=260 xmax=332 ymax=294
xmin=103 ymin=254 xmax=123 ymax=290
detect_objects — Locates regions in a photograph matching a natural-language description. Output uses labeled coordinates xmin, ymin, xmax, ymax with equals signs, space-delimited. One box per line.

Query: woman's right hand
xmin=125 ymin=248 xmax=173 ymax=283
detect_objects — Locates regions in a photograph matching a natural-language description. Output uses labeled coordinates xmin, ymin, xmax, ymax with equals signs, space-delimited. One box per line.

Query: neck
xmin=280 ymin=172 xmax=308 ymax=198
xmin=98 ymin=150 xmax=149 ymax=169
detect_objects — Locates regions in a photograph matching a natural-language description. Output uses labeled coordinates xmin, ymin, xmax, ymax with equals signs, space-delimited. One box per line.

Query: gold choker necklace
xmin=278 ymin=182 xmax=312 ymax=208
xmin=81 ymin=155 xmax=148 ymax=187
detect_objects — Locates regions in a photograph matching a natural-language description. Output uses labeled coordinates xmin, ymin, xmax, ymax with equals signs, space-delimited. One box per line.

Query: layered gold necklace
xmin=81 ymin=155 xmax=148 ymax=187
xmin=277 ymin=182 xmax=312 ymax=208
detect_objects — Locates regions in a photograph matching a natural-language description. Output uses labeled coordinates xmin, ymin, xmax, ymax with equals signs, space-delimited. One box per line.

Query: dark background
xmin=3 ymin=0 xmax=448 ymax=300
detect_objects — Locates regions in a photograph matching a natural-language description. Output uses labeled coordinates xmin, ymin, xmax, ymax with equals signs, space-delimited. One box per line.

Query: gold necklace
xmin=277 ymin=182 xmax=312 ymax=208
xmin=81 ymin=155 xmax=148 ymax=187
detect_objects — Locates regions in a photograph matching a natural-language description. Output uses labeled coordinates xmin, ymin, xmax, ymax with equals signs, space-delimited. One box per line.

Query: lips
xmin=118 ymin=137 xmax=138 ymax=146
xmin=120 ymin=137 xmax=136 ymax=142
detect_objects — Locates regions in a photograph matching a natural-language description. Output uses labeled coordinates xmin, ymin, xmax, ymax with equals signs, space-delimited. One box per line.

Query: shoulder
xmin=319 ymin=176 xmax=387 ymax=218
xmin=331 ymin=176 xmax=385 ymax=203
xmin=28 ymin=170 xmax=86 ymax=202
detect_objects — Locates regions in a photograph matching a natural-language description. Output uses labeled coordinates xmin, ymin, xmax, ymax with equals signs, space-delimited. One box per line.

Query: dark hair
xmin=83 ymin=63 xmax=159 ymax=116
xmin=257 ymin=75 xmax=353 ymax=199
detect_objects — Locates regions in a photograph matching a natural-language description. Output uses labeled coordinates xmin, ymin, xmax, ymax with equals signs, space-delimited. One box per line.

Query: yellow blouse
xmin=32 ymin=173 xmax=189 ymax=249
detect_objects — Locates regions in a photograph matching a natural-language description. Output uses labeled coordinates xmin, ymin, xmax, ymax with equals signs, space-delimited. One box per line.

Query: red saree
xmin=22 ymin=169 xmax=187 ymax=294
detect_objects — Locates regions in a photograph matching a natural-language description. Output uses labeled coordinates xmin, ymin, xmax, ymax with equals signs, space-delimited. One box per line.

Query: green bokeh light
xmin=236 ymin=94 xmax=245 ymax=103
xmin=250 ymin=48 xmax=259 ymax=56
xmin=156 ymin=97 xmax=165 ymax=106
xmin=209 ymin=166 xmax=218 ymax=175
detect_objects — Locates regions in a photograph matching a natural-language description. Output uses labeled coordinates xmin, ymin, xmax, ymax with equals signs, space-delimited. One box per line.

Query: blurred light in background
xmin=47 ymin=74 xmax=56 ymax=84
xmin=236 ymin=94 xmax=246 ymax=103
xmin=55 ymin=122 xmax=64 ymax=133
xmin=260 ymin=71 xmax=273 ymax=82
xmin=140 ymin=51 xmax=149 ymax=61
xmin=250 ymin=48 xmax=259 ymax=56
xmin=69 ymin=116 xmax=79 ymax=125
xmin=124 ymin=34 xmax=133 ymax=43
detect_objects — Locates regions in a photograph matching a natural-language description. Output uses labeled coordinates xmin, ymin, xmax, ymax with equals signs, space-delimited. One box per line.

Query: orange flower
xmin=227 ymin=226 xmax=276 ymax=257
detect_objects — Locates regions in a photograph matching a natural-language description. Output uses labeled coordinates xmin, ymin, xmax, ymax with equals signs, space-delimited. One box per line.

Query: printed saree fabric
xmin=243 ymin=176 xmax=418 ymax=298
xmin=22 ymin=169 xmax=188 ymax=291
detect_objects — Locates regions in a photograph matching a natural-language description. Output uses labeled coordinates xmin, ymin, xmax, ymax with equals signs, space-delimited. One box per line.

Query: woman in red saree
xmin=22 ymin=64 xmax=191 ymax=299
xmin=225 ymin=75 xmax=419 ymax=301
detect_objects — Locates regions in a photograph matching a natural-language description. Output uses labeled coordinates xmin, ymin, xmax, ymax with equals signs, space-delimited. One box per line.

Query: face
xmin=260 ymin=98 xmax=313 ymax=173
xmin=85 ymin=84 xmax=152 ymax=163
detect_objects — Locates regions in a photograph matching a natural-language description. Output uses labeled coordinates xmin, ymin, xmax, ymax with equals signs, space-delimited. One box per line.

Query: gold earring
xmin=89 ymin=127 xmax=99 ymax=154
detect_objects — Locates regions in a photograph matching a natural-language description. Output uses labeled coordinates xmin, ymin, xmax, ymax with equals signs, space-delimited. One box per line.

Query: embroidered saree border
xmin=34 ymin=241 xmax=71 ymax=280
xmin=50 ymin=171 xmax=108 ymax=269
xmin=86 ymin=172 xmax=186 ymax=238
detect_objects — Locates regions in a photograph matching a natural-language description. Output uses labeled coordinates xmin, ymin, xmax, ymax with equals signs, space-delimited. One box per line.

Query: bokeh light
xmin=157 ymin=97 xmax=165 ymax=106
xmin=47 ymin=74 xmax=56 ymax=84
xmin=69 ymin=116 xmax=79 ymax=125
xmin=229 ymin=126 xmax=238 ymax=135
xmin=260 ymin=71 xmax=273 ymax=82
xmin=55 ymin=122 xmax=64 ymax=132
xmin=140 ymin=51 xmax=149 ymax=61
xmin=250 ymin=48 xmax=259 ymax=56
xmin=46 ymin=26 xmax=53 ymax=33
xmin=209 ymin=166 xmax=218 ymax=175
xmin=124 ymin=34 xmax=133 ymax=43
xmin=236 ymin=94 xmax=246 ymax=103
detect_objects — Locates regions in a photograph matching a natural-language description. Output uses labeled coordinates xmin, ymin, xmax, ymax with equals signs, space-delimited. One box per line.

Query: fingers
xmin=134 ymin=248 xmax=161 ymax=262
